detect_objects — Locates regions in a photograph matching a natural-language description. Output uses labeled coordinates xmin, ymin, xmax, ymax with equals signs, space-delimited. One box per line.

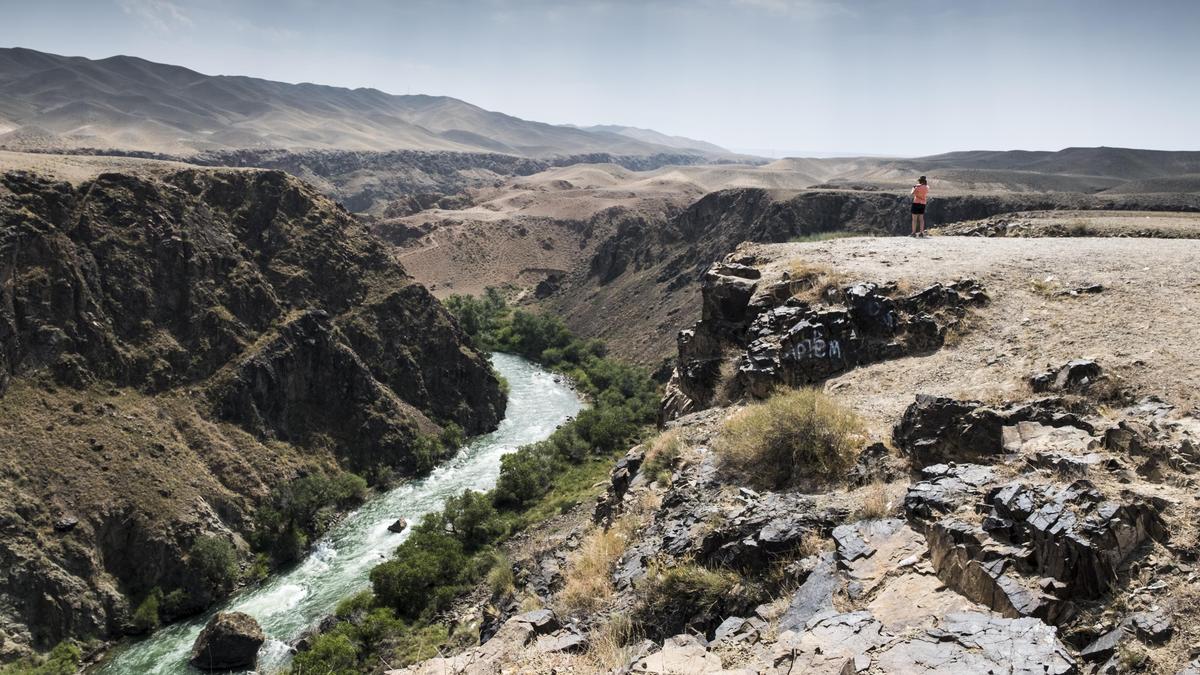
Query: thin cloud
xmin=116 ymin=0 xmax=194 ymax=32
xmin=731 ymin=0 xmax=854 ymax=18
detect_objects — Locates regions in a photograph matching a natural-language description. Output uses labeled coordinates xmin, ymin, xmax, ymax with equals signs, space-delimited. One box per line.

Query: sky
xmin=2 ymin=0 xmax=1198 ymax=156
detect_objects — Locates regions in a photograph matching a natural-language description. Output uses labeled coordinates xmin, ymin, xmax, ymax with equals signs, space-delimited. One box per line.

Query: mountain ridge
xmin=0 ymin=47 xmax=725 ymax=158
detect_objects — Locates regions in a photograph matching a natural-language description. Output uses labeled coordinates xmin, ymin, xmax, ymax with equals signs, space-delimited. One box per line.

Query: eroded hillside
xmin=0 ymin=163 xmax=503 ymax=659
xmin=388 ymin=236 xmax=1200 ymax=674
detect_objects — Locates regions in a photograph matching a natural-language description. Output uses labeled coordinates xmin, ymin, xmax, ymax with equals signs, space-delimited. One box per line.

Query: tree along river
xmin=97 ymin=353 xmax=583 ymax=674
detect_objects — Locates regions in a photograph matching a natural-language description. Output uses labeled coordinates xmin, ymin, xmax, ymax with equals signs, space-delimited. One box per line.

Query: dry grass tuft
xmin=855 ymin=481 xmax=893 ymax=520
xmin=715 ymin=388 xmax=865 ymax=490
xmin=784 ymin=260 xmax=852 ymax=302
xmin=642 ymin=430 xmax=683 ymax=486
xmin=556 ymin=516 xmax=637 ymax=616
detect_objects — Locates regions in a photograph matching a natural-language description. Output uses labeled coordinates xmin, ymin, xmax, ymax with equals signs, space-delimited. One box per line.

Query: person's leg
xmin=911 ymin=213 xmax=918 ymax=235
xmin=918 ymin=214 xmax=925 ymax=235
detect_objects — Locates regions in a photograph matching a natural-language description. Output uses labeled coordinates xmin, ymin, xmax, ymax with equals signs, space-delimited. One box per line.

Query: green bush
xmin=130 ymin=588 xmax=161 ymax=633
xmin=370 ymin=525 xmax=468 ymax=620
xmin=291 ymin=633 xmax=359 ymax=675
xmin=190 ymin=536 xmax=238 ymax=598
xmin=254 ymin=471 xmax=369 ymax=564
xmin=715 ymin=388 xmax=865 ymax=489
xmin=442 ymin=490 xmax=504 ymax=552
xmin=0 ymin=642 xmax=82 ymax=675
xmin=492 ymin=442 xmax=557 ymax=507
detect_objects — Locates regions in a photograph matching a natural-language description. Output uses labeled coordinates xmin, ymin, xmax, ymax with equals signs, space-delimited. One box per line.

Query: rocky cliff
xmin=0 ymin=166 xmax=504 ymax=658
xmin=388 ymin=235 xmax=1200 ymax=674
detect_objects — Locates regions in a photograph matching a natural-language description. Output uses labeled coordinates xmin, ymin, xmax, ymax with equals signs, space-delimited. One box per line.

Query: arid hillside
xmin=0 ymin=48 xmax=726 ymax=158
xmin=380 ymin=152 xmax=1200 ymax=368
xmin=0 ymin=157 xmax=503 ymax=658
xmin=391 ymin=234 xmax=1200 ymax=674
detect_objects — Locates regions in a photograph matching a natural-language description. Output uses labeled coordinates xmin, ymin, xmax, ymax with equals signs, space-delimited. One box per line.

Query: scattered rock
xmin=189 ymin=612 xmax=265 ymax=672
xmin=629 ymin=634 xmax=722 ymax=674
xmin=1031 ymin=359 xmax=1103 ymax=392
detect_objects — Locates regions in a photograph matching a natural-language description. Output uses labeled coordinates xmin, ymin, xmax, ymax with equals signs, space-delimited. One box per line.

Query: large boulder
xmin=894 ymin=395 xmax=1091 ymax=467
xmin=189 ymin=612 xmax=265 ymax=671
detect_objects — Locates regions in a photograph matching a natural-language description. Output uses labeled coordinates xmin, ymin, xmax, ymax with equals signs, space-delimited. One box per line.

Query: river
xmin=97 ymin=353 xmax=583 ymax=674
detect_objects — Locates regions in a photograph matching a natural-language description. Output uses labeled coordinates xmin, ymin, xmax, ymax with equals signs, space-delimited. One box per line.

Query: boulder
xmin=387 ymin=517 xmax=408 ymax=533
xmin=189 ymin=612 xmax=265 ymax=671
xmin=894 ymin=394 xmax=1092 ymax=467
xmin=1031 ymin=359 xmax=1103 ymax=393
xmin=629 ymin=634 xmax=723 ymax=674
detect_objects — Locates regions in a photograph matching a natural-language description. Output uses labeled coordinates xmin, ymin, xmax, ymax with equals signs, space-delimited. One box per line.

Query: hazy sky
xmin=3 ymin=0 xmax=1198 ymax=155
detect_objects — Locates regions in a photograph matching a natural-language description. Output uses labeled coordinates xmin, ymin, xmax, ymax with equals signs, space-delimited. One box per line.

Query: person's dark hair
xmin=918 ymin=175 xmax=927 ymax=184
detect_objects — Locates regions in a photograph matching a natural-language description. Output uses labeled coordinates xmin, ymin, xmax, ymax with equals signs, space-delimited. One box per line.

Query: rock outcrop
xmin=189 ymin=612 xmax=265 ymax=671
xmin=662 ymin=255 xmax=987 ymax=420
xmin=0 ymin=167 xmax=504 ymax=655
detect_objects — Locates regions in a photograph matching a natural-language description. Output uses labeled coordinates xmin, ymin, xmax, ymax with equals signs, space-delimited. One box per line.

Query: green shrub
xmin=335 ymin=590 xmax=374 ymax=619
xmin=715 ymin=388 xmax=864 ymax=489
xmin=442 ymin=490 xmax=504 ymax=552
xmin=190 ymin=536 xmax=238 ymax=597
xmin=492 ymin=442 xmax=557 ymax=507
xmin=130 ymin=588 xmax=161 ymax=633
xmin=254 ymin=471 xmax=369 ymax=563
xmin=290 ymin=633 xmax=359 ymax=675
xmin=160 ymin=588 xmax=190 ymax=618
xmin=370 ymin=525 xmax=468 ymax=620
xmin=0 ymin=641 xmax=82 ymax=675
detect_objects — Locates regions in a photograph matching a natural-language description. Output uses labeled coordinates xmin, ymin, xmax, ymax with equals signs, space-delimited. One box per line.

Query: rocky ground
xmin=387 ymin=236 xmax=1200 ymax=674
xmin=938 ymin=210 xmax=1200 ymax=238
xmin=0 ymin=160 xmax=503 ymax=660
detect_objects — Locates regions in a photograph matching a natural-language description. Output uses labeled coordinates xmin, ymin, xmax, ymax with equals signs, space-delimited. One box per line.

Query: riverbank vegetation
xmin=290 ymin=294 xmax=660 ymax=673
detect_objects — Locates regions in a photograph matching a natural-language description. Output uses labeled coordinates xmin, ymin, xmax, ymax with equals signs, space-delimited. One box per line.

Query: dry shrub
xmin=582 ymin=614 xmax=637 ymax=671
xmin=855 ymin=481 xmax=892 ymax=520
xmin=632 ymin=562 xmax=754 ymax=640
xmin=715 ymin=388 xmax=865 ymax=490
xmin=1028 ymin=276 xmax=1061 ymax=297
xmin=785 ymin=260 xmax=851 ymax=302
xmin=642 ymin=430 xmax=683 ymax=485
xmin=556 ymin=517 xmax=636 ymax=615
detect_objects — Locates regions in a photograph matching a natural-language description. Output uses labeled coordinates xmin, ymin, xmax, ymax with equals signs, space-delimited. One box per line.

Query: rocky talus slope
xmin=388 ymin=240 xmax=1200 ymax=674
xmin=0 ymin=167 xmax=503 ymax=659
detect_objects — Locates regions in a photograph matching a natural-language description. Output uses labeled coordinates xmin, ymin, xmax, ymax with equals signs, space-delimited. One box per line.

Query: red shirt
xmin=912 ymin=184 xmax=928 ymax=204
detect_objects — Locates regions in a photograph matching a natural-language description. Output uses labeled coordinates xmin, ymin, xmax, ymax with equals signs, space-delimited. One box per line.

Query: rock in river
xmin=189 ymin=611 xmax=265 ymax=671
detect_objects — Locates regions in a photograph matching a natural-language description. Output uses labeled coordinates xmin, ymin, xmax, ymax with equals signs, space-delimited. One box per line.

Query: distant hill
xmin=0 ymin=47 xmax=723 ymax=158
xmin=572 ymin=124 xmax=731 ymax=155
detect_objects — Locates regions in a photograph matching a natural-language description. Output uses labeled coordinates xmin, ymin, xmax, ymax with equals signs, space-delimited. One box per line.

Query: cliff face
xmin=0 ymin=167 xmax=504 ymax=656
xmin=551 ymin=187 xmax=1200 ymax=367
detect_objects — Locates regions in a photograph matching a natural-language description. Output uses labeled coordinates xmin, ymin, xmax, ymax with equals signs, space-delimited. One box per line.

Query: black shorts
xmin=911 ymin=203 xmax=926 ymax=215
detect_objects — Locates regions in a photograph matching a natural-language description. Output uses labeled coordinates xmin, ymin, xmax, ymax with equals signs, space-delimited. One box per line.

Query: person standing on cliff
xmin=910 ymin=175 xmax=929 ymax=237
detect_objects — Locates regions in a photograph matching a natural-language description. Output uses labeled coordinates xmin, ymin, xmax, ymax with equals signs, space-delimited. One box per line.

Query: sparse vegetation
xmin=642 ymin=429 xmax=683 ymax=486
xmin=715 ymin=389 xmax=865 ymax=489
xmin=855 ymin=481 xmax=893 ymax=520
xmin=633 ymin=562 xmax=760 ymax=640
xmin=785 ymin=260 xmax=852 ymax=302
xmin=789 ymin=230 xmax=860 ymax=243
xmin=557 ymin=519 xmax=636 ymax=615
xmin=0 ymin=642 xmax=82 ymax=675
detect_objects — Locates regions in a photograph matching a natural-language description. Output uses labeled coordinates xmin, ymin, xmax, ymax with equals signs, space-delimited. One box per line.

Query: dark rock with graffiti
xmin=661 ymin=255 xmax=987 ymax=420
